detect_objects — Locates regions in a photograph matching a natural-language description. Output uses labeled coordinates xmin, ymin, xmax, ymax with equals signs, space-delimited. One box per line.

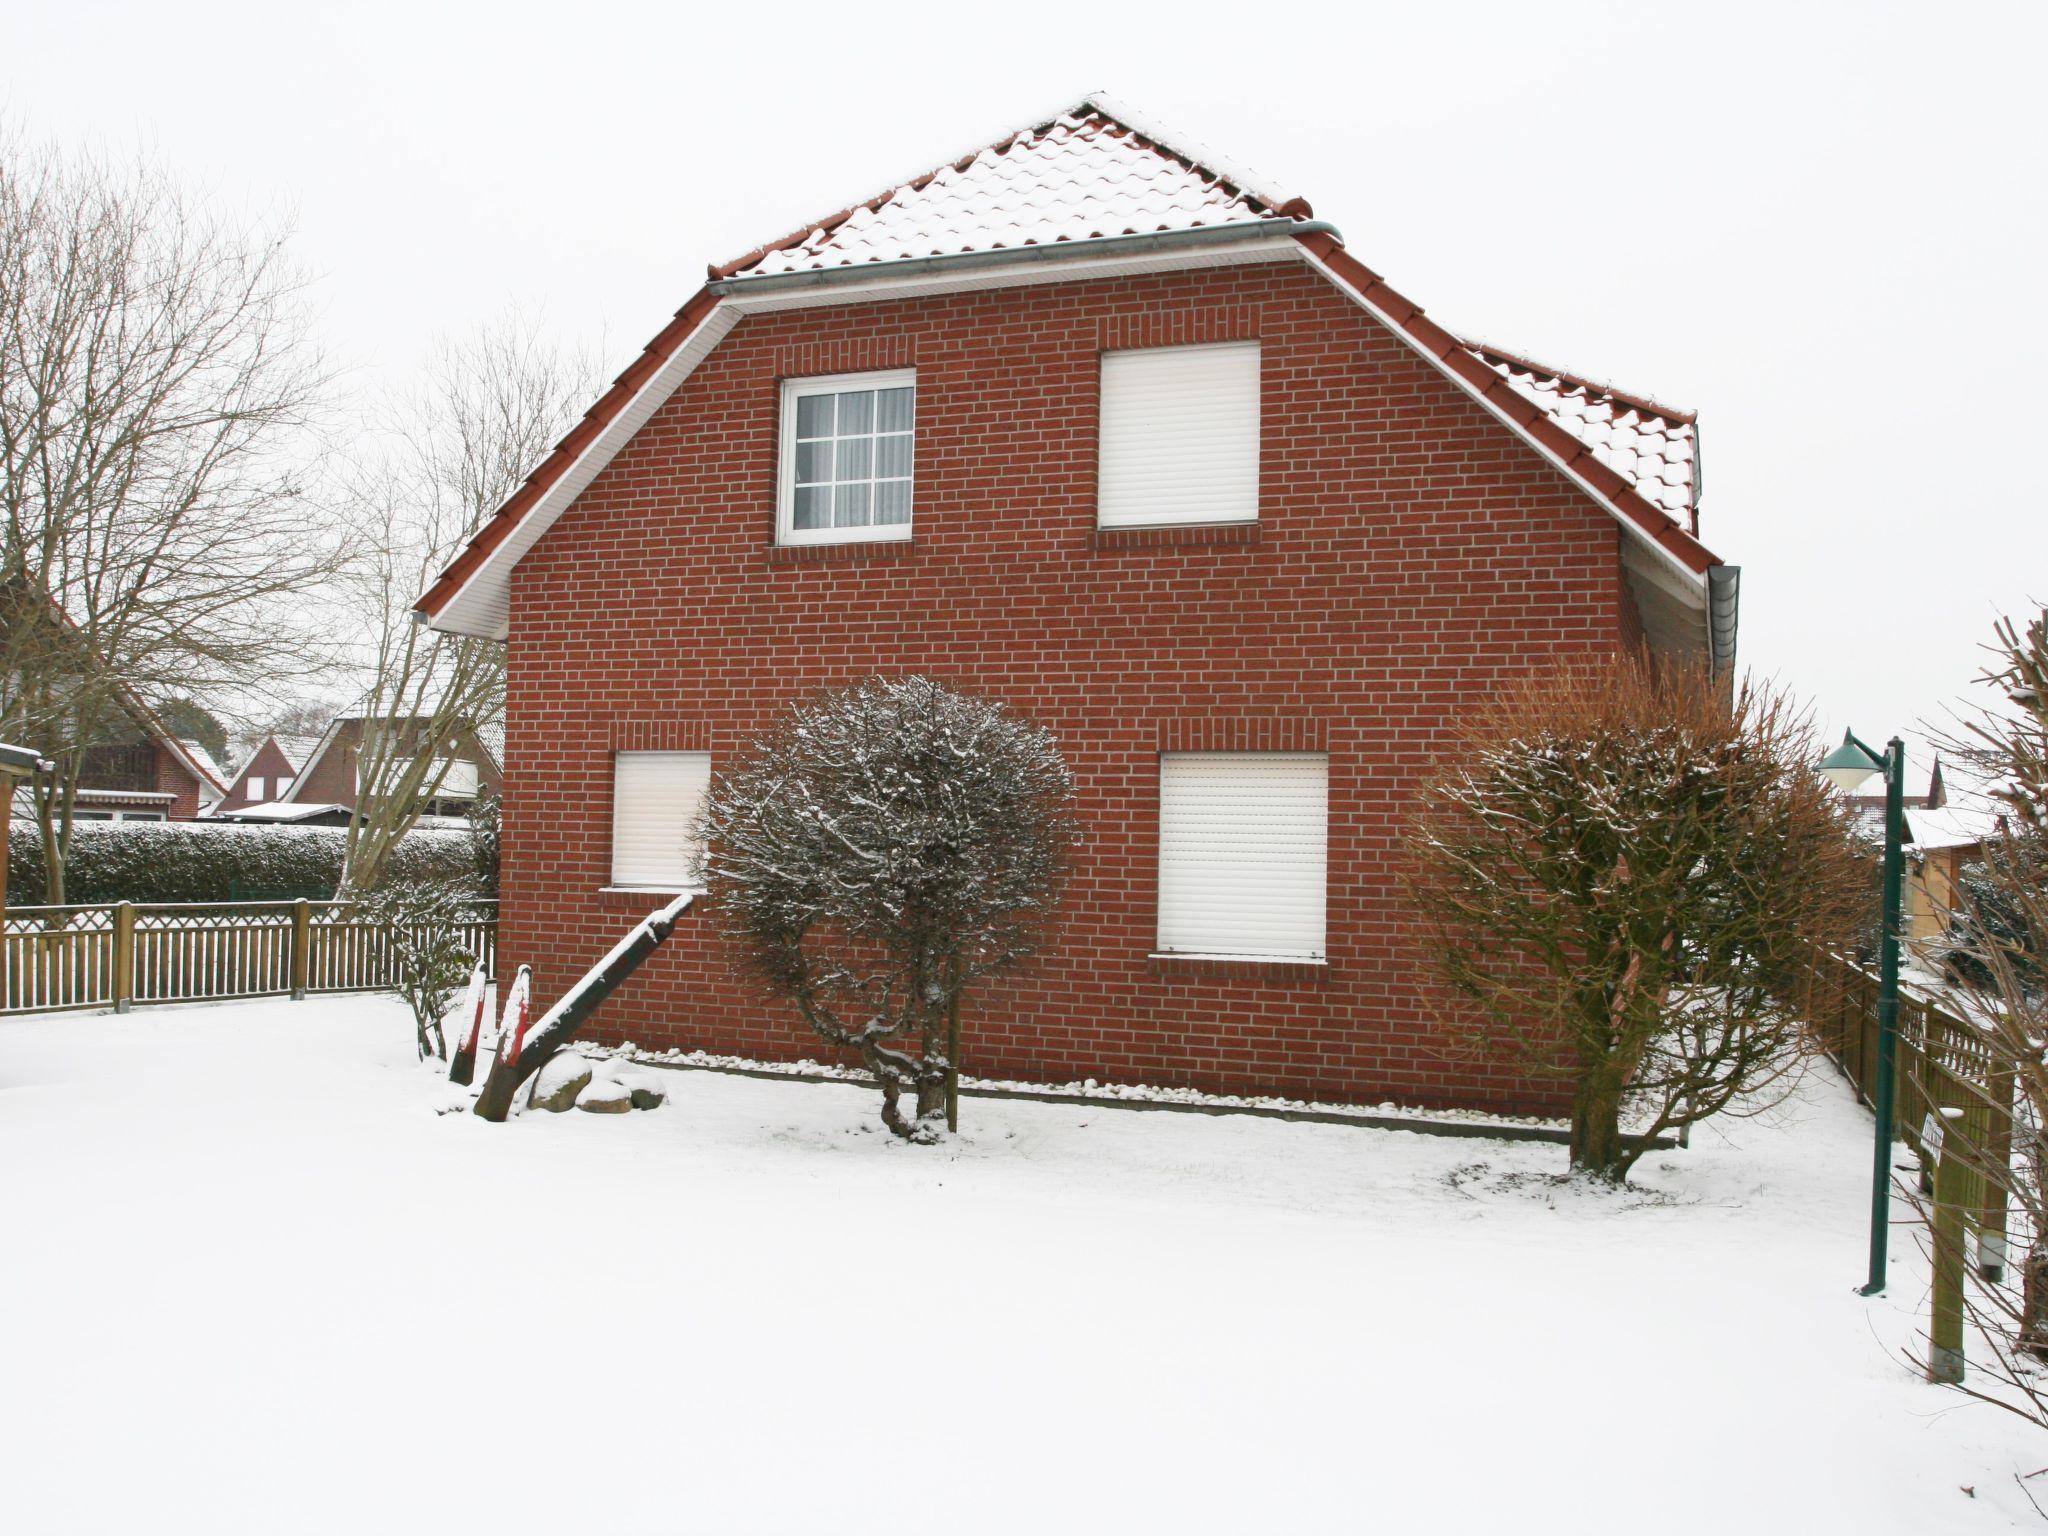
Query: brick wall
xmin=500 ymin=258 xmax=1640 ymax=1115
xmin=219 ymin=737 xmax=299 ymax=810
xmin=151 ymin=744 xmax=206 ymax=820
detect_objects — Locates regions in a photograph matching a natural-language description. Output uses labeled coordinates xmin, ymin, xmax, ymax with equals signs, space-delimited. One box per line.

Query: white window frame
xmin=276 ymin=776 xmax=295 ymax=798
xmin=1155 ymin=751 xmax=1328 ymax=963
xmin=776 ymin=368 xmax=917 ymax=547
xmin=245 ymin=776 xmax=265 ymax=802
xmin=608 ymin=750 xmax=712 ymax=893
xmin=1097 ymin=340 xmax=1262 ymax=529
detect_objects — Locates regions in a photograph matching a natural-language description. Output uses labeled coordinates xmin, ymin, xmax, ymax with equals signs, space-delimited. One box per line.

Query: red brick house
xmin=67 ymin=694 xmax=226 ymax=822
xmin=415 ymin=96 xmax=1738 ymax=1113
xmin=276 ymin=715 xmax=502 ymax=820
xmin=209 ymin=732 xmax=322 ymax=816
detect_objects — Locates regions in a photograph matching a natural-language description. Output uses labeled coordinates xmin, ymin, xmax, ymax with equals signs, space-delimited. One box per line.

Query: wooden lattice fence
xmin=1806 ymin=948 xmax=2013 ymax=1262
xmin=1 ymin=899 xmax=496 ymax=1014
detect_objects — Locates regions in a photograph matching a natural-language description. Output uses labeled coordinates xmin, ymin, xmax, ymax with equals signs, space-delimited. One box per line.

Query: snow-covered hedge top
xmin=7 ymin=819 xmax=479 ymax=906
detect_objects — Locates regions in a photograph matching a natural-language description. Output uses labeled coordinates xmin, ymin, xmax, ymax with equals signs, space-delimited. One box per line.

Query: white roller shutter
xmin=611 ymin=751 xmax=711 ymax=890
xmin=1158 ymin=752 xmax=1327 ymax=960
xmin=1098 ymin=341 xmax=1260 ymax=528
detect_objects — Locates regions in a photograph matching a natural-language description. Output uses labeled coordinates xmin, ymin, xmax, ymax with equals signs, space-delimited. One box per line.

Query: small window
xmin=1157 ymin=752 xmax=1326 ymax=961
xmin=611 ymin=751 xmax=711 ymax=890
xmin=276 ymin=776 xmax=294 ymax=797
xmin=245 ymin=776 xmax=265 ymax=802
xmin=778 ymin=370 xmax=915 ymax=545
xmin=1099 ymin=342 xmax=1260 ymax=528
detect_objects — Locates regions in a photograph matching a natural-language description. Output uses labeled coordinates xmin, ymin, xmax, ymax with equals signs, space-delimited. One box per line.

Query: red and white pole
xmin=446 ymin=960 xmax=491 ymax=1087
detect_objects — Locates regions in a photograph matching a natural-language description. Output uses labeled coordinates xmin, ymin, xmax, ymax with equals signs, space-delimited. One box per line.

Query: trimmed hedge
xmin=6 ymin=819 xmax=479 ymax=906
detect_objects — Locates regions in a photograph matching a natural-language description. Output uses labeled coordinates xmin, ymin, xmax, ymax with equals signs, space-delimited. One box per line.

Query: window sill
xmin=1092 ymin=522 xmax=1260 ymax=552
xmin=765 ymin=540 xmax=915 ymax=567
xmin=597 ymin=885 xmax=704 ymax=911
xmin=1148 ymin=951 xmax=1329 ymax=981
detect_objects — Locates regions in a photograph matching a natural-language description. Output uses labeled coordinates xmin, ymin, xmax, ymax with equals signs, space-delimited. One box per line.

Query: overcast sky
xmin=9 ymin=1 xmax=2043 ymax=766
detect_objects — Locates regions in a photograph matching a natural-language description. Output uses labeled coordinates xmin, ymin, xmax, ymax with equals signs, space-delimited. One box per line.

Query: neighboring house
xmin=1826 ymin=736 xmax=2009 ymax=947
xmin=63 ymin=697 xmax=226 ymax=822
xmin=0 ymin=589 xmax=229 ymax=822
xmin=279 ymin=715 xmax=502 ymax=821
xmin=210 ymin=732 xmax=323 ymax=817
xmin=413 ymin=95 xmax=1740 ymax=1114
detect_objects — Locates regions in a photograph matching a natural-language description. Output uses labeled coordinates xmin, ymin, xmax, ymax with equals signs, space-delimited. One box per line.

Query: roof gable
xmin=718 ymin=96 xmax=1300 ymax=281
xmin=415 ymin=94 xmax=1728 ymax=653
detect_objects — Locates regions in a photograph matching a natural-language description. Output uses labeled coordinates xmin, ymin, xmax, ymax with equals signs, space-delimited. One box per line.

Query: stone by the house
xmin=628 ymin=1080 xmax=666 ymax=1111
xmin=577 ymin=1077 xmax=634 ymax=1113
xmin=527 ymin=1054 xmax=594 ymax=1113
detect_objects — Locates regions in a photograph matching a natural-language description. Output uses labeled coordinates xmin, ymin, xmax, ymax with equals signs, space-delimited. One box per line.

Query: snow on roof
xmin=718 ymin=98 xmax=1299 ymax=281
xmin=1908 ymin=805 xmax=2003 ymax=852
xmin=215 ymin=800 xmax=347 ymax=823
xmin=1464 ymin=341 xmax=1699 ymax=527
xmin=273 ymin=734 xmax=326 ymax=773
xmin=176 ymin=739 xmax=230 ymax=789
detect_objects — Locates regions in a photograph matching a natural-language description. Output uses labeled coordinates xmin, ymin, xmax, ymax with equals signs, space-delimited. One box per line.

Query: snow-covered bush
xmin=700 ymin=677 xmax=1079 ymax=1141
xmin=6 ymin=819 xmax=477 ymax=906
xmin=1407 ymin=655 xmax=1864 ymax=1182
xmin=351 ymin=876 xmax=480 ymax=1061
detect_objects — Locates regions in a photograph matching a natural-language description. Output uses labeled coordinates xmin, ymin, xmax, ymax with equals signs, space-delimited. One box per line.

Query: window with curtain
xmin=778 ymin=370 xmax=915 ymax=544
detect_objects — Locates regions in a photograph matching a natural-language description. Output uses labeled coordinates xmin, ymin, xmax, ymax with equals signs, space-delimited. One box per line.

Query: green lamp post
xmin=1820 ymin=728 xmax=1908 ymax=1296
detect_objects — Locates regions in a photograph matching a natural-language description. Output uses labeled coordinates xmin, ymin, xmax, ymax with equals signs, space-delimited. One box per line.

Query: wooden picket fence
xmin=1805 ymin=948 xmax=2013 ymax=1259
xmin=0 ymin=899 xmax=496 ymax=1014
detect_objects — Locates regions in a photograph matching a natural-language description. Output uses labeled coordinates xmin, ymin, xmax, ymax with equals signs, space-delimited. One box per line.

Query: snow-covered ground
xmin=2 ymin=996 xmax=2038 ymax=1534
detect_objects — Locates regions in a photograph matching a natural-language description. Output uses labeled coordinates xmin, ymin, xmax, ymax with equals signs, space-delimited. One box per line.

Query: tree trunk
xmin=2023 ymin=1247 xmax=2048 ymax=1362
xmin=1570 ymin=1061 xmax=1630 ymax=1182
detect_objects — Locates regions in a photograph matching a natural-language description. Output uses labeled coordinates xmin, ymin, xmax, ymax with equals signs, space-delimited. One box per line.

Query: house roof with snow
xmin=415 ymin=93 xmax=1733 ymax=663
xmin=1464 ymin=341 xmax=1700 ymax=530
xmin=713 ymin=99 xmax=1303 ymax=281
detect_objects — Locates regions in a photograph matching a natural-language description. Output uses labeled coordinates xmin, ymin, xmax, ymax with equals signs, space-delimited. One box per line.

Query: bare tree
xmin=1407 ymin=656 xmax=1865 ymax=1182
xmin=699 ymin=677 xmax=1080 ymax=1141
xmin=1910 ymin=610 xmax=2048 ymax=1428
xmin=334 ymin=313 xmax=601 ymax=893
xmin=0 ymin=126 xmax=335 ymax=900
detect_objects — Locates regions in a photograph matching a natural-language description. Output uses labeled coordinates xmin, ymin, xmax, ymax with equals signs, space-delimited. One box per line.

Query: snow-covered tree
xmin=700 ymin=677 xmax=1079 ymax=1141
xmin=1408 ymin=656 xmax=1863 ymax=1182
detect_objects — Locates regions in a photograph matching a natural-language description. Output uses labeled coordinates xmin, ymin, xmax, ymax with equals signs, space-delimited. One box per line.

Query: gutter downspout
xmin=1708 ymin=564 xmax=1741 ymax=675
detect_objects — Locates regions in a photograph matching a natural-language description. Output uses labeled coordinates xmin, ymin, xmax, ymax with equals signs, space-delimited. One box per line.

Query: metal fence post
xmin=290 ymin=899 xmax=311 ymax=1000
xmin=111 ymin=901 xmax=136 ymax=1014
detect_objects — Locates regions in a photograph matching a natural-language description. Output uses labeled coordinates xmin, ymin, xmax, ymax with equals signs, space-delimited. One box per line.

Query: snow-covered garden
xmin=2 ymin=994 xmax=2037 ymax=1533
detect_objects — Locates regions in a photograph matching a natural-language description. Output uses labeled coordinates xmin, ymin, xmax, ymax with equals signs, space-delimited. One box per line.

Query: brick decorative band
xmin=764 ymin=541 xmax=916 ymax=567
xmin=1155 ymin=716 xmax=1327 ymax=752
xmin=612 ymin=719 xmax=712 ymax=751
xmin=1090 ymin=522 xmax=1260 ymax=551
xmin=1098 ymin=303 xmax=1259 ymax=352
xmin=775 ymin=337 xmax=918 ymax=379
xmin=1146 ymin=954 xmax=1332 ymax=983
